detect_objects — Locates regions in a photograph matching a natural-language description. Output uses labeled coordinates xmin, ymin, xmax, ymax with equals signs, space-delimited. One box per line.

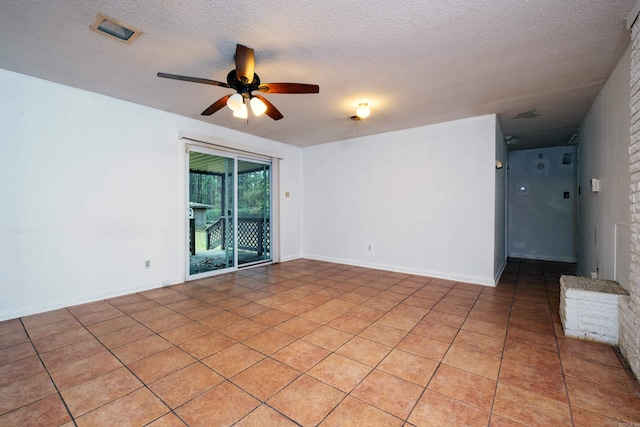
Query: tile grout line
xmin=228 ymin=272 xmax=428 ymax=425
xmin=106 ymin=274 xmax=320 ymax=425
xmin=170 ymin=272 xmax=316 ymax=426
xmin=225 ymin=270 xmax=354 ymax=426
xmin=613 ymin=346 xmax=640 ymax=397
xmin=64 ymin=295 xmax=214 ymax=426
xmin=223 ymin=270 xmax=370 ymax=425
xmin=13 ymin=263 xmax=480 ymax=425
xmin=292 ymin=262 xmax=506 ymax=423
xmin=486 ymin=258 xmax=518 ymax=426
xmin=245 ymin=271 xmax=421 ymax=426
xmin=106 ymin=293 xmax=239 ymax=427
xmin=120 ymin=284 xmax=316 ymax=426
xmin=399 ymin=277 xmax=490 ymax=425
xmin=10 ymin=259 xmax=627 ymax=426
xmin=113 ymin=269 xmax=368 ymax=426
xmin=9 ymin=268 xmax=401 ymax=426
xmin=314 ymin=276 xmax=432 ymax=425
xmin=67 ymin=300 xmax=172 ymax=424
xmin=18 ymin=316 xmax=79 ymax=427
xmin=543 ymin=264 xmax=577 ymax=427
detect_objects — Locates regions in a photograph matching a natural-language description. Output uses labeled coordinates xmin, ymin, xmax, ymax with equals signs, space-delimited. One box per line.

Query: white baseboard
xmin=509 ymin=253 xmax=577 ymax=263
xmin=300 ymin=253 xmax=496 ymax=286
xmin=279 ymin=253 xmax=303 ymax=263
xmin=0 ymin=279 xmax=184 ymax=322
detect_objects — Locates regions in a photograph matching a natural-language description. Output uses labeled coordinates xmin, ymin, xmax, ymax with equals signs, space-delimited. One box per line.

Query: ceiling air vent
xmin=90 ymin=13 xmax=142 ymax=44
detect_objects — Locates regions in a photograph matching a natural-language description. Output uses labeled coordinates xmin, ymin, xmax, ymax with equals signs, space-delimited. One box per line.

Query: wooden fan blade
xmin=157 ymin=72 xmax=230 ymax=88
xmin=253 ymin=94 xmax=284 ymax=120
xmin=201 ymin=94 xmax=232 ymax=116
xmin=257 ymin=83 xmax=320 ymax=94
xmin=235 ymin=44 xmax=255 ymax=84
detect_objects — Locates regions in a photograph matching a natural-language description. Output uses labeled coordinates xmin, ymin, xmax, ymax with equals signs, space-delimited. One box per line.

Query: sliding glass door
xmin=237 ymin=159 xmax=270 ymax=266
xmin=188 ymin=150 xmax=235 ymax=277
xmin=187 ymin=147 xmax=271 ymax=279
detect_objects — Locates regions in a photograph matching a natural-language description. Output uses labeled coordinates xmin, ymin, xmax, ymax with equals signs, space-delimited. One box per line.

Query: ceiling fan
xmin=157 ymin=44 xmax=319 ymax=121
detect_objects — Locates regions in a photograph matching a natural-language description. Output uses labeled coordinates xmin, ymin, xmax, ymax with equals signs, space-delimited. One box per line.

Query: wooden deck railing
xmin=205 ymin=217 xmax=270 ymax=256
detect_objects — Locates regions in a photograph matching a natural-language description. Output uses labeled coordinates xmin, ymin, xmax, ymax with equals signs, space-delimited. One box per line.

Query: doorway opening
xmin=507 ymin=146 xmax=578 ymax=262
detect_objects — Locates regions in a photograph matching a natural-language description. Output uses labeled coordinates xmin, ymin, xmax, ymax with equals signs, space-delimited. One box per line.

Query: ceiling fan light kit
xmin=233 ymin=103 xmax=248 ymax=119
xmin=158 ymin=44 xmax=319 ymax=121
xmin=350 ymin=103 xmax=371 ymax=121
xmin=356 ymin=103 xmax=370 ymax=119
xmin=226 ymin=93 xmax=244 ymax=111
xmin=250 ymin=97 xmax=267 ymax=116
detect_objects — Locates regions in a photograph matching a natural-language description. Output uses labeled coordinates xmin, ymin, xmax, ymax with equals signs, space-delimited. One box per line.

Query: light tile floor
xmin=1 ymin=258 xmax=640 ymax=426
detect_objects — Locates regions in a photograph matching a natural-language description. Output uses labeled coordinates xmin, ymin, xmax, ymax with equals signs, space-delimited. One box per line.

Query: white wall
xmin=495 ymin=121 xmax=507 ymax=281
xmin=302 ymin=115 xmax=499 ymax=285
xmin=577 ymin=44 xmax=632 ymax=288
xmin=0 ymin=69 xmax=303 ymax=320
xmin=508 ymin=145 xmax=578 ymax=262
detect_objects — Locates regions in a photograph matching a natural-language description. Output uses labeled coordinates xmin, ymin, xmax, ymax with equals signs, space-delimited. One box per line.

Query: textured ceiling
xmin=0 ymin=1 xmax=634 ymax=150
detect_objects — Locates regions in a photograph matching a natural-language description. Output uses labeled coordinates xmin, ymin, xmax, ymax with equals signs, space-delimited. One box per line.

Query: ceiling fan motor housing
xmin=227 ymin=70 xmax=260 ymax=98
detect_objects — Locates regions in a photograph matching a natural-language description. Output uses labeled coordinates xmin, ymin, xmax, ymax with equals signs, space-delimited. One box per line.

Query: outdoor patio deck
xmin=189 ymin=249 xmax=270 ymax=275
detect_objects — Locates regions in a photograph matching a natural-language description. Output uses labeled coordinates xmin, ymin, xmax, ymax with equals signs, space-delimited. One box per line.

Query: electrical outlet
xmin=591 ymin=271 xmax=597 ymax=279
xmin=144 ymin=260 xmax=150 ymax=269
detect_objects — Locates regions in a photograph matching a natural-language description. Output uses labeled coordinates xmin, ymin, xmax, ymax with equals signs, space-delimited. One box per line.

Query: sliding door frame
xmin=184 ymin=138 xmax=279 ymax=281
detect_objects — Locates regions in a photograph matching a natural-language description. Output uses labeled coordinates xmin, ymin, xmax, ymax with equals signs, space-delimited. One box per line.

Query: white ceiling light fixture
xmin=227 ymin=94 xmax=266 ymax=118
xmin=356 ymin=103 xmax=370 ymax=119
xmin=250 ymin=97 xmax=267 ymax=116
xmin=226 ymin=93 xmax=244 ymax=111
xmin=233 ymin=102 xmax=248 ymax=119
xmin=350 ymin=102 xmax=371 ymax=121
xmin=90 ymin=13 xmax=142 ymax=44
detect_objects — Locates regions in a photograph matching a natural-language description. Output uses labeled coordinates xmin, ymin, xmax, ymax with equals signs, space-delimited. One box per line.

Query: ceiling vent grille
xmin=90 ymin=13 xmax=142 ymax=44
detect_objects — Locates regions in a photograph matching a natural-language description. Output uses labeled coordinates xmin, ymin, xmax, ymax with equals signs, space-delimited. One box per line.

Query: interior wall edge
xmin=494 ymin=258 xmax=508 ymax=284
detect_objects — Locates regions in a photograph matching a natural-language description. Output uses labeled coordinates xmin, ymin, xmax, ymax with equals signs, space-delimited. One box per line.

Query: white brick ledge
xmin=560 ymin=275 xmax=630 ymax=345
